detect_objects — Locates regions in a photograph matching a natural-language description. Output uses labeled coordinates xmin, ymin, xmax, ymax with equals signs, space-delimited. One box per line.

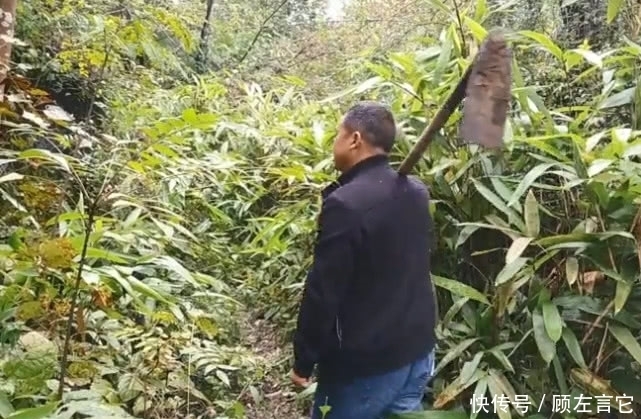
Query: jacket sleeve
xmin=293 ymin=194 xmax=358 ymax=378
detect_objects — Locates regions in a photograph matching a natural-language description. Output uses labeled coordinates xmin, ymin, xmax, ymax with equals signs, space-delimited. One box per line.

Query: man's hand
xmin=290 ymin=370 xmax=312 ymax=388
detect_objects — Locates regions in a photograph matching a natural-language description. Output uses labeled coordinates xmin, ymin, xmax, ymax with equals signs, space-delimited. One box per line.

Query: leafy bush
xmin=1 ymin=0 xmax=640 ymax=418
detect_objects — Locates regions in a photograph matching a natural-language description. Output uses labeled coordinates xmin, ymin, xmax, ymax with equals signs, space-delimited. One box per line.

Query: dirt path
xmin=239 ymin=314 xmax=311 ymax=419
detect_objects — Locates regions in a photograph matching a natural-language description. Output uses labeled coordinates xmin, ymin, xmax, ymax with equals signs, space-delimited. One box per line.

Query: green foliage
xmin=1 ymin=0 xmax=641 ymax=418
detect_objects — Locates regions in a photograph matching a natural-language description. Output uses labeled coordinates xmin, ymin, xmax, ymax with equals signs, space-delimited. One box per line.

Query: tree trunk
xmin=196 ymin=0 xmax=215 ymax=68
xmin=0 ymin=0 xmax=17 ymax=100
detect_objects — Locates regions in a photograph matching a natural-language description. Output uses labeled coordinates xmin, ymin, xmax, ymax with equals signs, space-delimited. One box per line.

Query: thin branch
xmin=57 ymin=159 xmax=116 ymax=399
xmin=85 ymin=26 xmax=113 ymax=125
xmin=238 ymin=0 xmax=289 ymax=64
xmin=196 ymin=0 xmax=215 ymax=67
xmin=581 ymin=300 xmax=614 ymax=346
xmin=451 ymin=0 xmax=467 ymax=57
xmin=199 ymin=0 xmax=215 ymax=47
xmin=57 ymin=199 xmax=98 ymax=400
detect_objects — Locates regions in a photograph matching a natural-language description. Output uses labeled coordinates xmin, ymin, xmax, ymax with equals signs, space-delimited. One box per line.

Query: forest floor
xmin=239 ymin=313 xmax=308 ymax=419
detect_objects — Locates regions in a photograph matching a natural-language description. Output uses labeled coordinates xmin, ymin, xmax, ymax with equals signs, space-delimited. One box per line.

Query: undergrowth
xmin=1 ymin=0 xmax=640 ymax=418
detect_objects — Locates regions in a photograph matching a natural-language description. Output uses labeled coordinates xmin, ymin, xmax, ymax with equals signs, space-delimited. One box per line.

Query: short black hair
xmin=342 ymin=101 xmax=396 ymax=153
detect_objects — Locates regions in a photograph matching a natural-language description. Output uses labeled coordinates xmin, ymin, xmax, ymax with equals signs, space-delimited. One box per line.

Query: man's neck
xmin=338 ymin=153 xmax=389 ymax=183
xmin=322 ymin=154 xmax=389 ymax=199
xmin=341 ymin=152 xmax=387 ymax=174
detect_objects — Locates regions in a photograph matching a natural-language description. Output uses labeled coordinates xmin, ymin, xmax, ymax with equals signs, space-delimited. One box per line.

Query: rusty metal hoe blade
xmin=459 ymin=30 xmax=512 ymax=149
xmin=398 ymin=29 xmax=512 ymax=175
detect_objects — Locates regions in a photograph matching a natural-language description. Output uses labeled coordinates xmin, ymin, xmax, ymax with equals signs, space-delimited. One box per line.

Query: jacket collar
xmin=321 ymin=154 xmax=389 ymax=199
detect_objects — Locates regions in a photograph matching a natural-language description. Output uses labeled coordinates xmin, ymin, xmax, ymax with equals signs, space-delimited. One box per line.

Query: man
xmin=291 ymin=101 xmax=437 ymax=419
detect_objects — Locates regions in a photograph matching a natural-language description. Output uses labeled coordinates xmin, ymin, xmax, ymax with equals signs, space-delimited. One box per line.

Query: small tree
xmin=0 ymin=0 xmax=17 ymax=100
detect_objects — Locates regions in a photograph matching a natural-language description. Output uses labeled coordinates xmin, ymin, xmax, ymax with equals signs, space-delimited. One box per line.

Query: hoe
xmin=397 ymin=29 xmax=512 ymax=326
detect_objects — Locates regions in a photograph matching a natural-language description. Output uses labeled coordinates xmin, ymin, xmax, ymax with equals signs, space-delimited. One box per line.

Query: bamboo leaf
xmin=505 ymin=237 xmax=532 ymax=264
xmin=565 ymin=257 xmax=579 ymax=286
xmin=609 ymin=323 xmax=641 ymax=366
xmin=320 ymin=76 xmax=384 ymax=103
xmin=433 ymin=370 xmax=485 ymax=410
xmin=507 ymin=163 xmax=556 ymax=207
xmin=519 ymin=30 xmax=564 ymax=61
xmin=587 ymin=159 xmax=613 ymax=177
xmin=434 ymin=338 xmax=480 ymax=375
xmin=0 ymin=391 xmax=14 ymax=418
xmin=542 ymin=302 xmax=563 ymax=342
xmin=569 ymin=48 xmax=602 ymax=68
xmin=456 ymin=225 xmax=480 ymax=248
xmin=599 ymin=87 xmax=634 ymax=109
xmin=526 ymin=89 xmax=555 ymax=130
xmin=614 ymin=280 xmax=632 ymax=314
xmin=486 ymin=374 xmax=512 ymax=419
xmin=19 ymin=149 xmax=71 ymax=173
xmin=460 ymin=352 xmax=484 ymax=383
xmin=472 ymin=178 xmax=525 ymax=232
xmin=126 ymin=275 xmax=174 ymax=305
xmin=424 ymin=0 xmax=452 ymax=16
xmin=487 ymin=348 xmax=514 ymax=373
xmin=443 ymin=297 xmax=469 ymax=326
xmin=562 ymin=328 xmax=586 ymax=368
xmin=535 ymin=231 xmax=634 ymax=247
xmin=490 ymin=178 xmax=521 ymax=213
xmin=552 ymin=355 xmax=569 ymax=395
xmin=488 ymin=370 xmax=518 ymax=403
xmin=84 ymin=247 xmax=132 ymax=264
xmin=6 ymin=403 xmax=58 ymax=419
xmin=0 ymin=173 xmax=23 ymax=183
xmin=606 ymin=0 xmax=624 ymax=23
xmin=147 ymin=255 xmax=196 ymax=285
xmin=432 ymin=275 xmax=490 ymax=305
xmin=458 ymin=222 xmax=522 ymax=241
xmin=433 ymin=32 xmax=452 ymax=86
xmin=533 ymin=309 xmax=556 ymax=365
xmin=495 ymin=257 xmax=528 ymax=286
xmin=470 ymin=378 xmax=488 ymax=419
xmin=524 ymin=190 xmax=540 ymax=237
xmin=474 ymin=0 xmax=487 ymax=22
xmin=464 ymin=16 xmax=488 ymax=42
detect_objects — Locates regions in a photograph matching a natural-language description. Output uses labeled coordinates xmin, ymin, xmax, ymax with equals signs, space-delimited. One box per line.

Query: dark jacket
xmin=293 ymin=154 xmax=436 ymax=382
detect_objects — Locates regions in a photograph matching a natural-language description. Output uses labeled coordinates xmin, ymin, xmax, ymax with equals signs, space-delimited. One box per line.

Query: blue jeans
xmin=311 ymin=349 xmax=435 ymax=419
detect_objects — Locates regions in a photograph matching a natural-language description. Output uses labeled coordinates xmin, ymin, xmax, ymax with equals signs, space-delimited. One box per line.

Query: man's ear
xmin=348 ymin=131 xmax=361 ymax=150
